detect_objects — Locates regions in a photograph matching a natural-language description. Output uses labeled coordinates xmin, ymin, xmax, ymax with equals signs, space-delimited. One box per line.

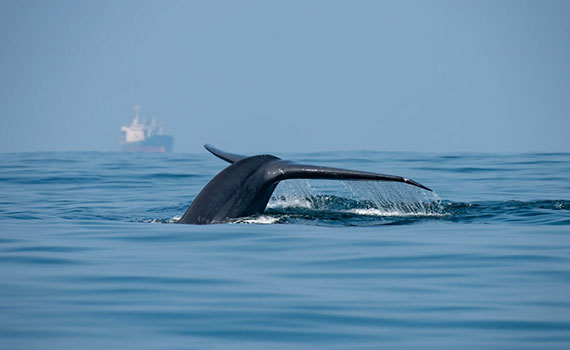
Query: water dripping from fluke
xmin=344 ymin=181 xmax=444 ymax=217
xmin=267 ymin=179 xmax=445 ymax=220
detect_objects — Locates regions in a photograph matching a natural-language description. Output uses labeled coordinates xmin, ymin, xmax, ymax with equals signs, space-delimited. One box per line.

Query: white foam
xmin=347 ymin=208 xmax=446 ymax=217
xmin=169 ymin=215 xmax=182 ymax=223
xmin=234 ymin=215 xmax=280 ymax=224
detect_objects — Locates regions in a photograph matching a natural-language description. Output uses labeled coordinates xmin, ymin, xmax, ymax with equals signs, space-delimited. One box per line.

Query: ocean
xmin=0 ymin=150 xmax=569 ymax=349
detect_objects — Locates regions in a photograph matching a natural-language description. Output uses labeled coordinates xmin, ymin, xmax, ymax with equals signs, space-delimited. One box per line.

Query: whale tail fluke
xmin=179 ymin=145 xmax=432 ymax=224
xmin=275 ymin=162 xmax=432 ymax=191
xmin=205 ymin=144 xmax=432 ymax=192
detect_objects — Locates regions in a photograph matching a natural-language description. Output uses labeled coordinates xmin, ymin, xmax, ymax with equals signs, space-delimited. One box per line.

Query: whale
xmin=178 ymin=144 xmax=432 ymax=224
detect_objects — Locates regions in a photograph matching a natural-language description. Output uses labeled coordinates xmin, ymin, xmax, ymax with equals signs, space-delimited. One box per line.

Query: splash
xmin=268 ymin=179 xmax=443 ymax=217
xmin=169 ymin=215 xmax=182 ymax=223
xmin=344 ymin=181 xmax=443 ymax=216
xmin=347 ymin=208 xmax=444 ymax=217
xmin=148 ymin=215 xmax=181 ymax=224
xmin=268 ymin=180 xmax=316 ymax=209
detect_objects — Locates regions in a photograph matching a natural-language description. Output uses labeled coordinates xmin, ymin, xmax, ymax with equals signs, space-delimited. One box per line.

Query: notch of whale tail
xmin=178 ymin=145 xmax=432 ymax=224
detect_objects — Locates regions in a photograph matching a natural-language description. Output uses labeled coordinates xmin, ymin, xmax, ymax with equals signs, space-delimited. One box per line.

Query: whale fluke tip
xmin=204 ymin=144 xmax=246 ymax=164
xmin=404 ymin=178 xmax=432 ymax=192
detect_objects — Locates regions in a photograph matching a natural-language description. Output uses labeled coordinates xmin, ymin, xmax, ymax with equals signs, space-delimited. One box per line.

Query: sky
xmin=0 ymin=0 xmax=569 ymax=154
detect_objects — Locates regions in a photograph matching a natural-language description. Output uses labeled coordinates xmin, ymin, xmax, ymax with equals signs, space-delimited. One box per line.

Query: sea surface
xmin=0 ymin=150 xmax=569 ymax=349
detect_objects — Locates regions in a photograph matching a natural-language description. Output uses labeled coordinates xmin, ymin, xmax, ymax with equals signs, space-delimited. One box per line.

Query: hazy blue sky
xmin=1 ymin=0 xmax=568 ymax=153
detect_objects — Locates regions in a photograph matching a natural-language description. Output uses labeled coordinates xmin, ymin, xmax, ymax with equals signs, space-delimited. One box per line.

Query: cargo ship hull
xmin=120 ymin=135 xmax=174 ymax=153
xmin=120 ymin=107 xmax=174 ymax=153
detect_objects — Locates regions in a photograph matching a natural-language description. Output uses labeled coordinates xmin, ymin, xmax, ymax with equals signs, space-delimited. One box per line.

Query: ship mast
xmin=133 ymin=105 xmax=141 ymax=123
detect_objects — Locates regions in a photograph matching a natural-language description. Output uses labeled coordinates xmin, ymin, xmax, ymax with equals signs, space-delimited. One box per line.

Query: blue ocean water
xmin=0 ymin=150 xmax=569 ymax=349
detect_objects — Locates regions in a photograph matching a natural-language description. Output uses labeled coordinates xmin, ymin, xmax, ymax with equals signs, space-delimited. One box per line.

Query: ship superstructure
xmin=120 ymin=106 xmax=174 ymax=153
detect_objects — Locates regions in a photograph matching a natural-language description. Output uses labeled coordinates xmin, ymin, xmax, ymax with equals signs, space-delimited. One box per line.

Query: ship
xmin=120 ymin=106 xmax=174 ymax=153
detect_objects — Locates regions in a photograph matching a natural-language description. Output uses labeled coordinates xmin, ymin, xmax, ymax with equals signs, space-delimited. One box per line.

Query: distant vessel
xmin=120 ymin=106 xmax=174 ymax=153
